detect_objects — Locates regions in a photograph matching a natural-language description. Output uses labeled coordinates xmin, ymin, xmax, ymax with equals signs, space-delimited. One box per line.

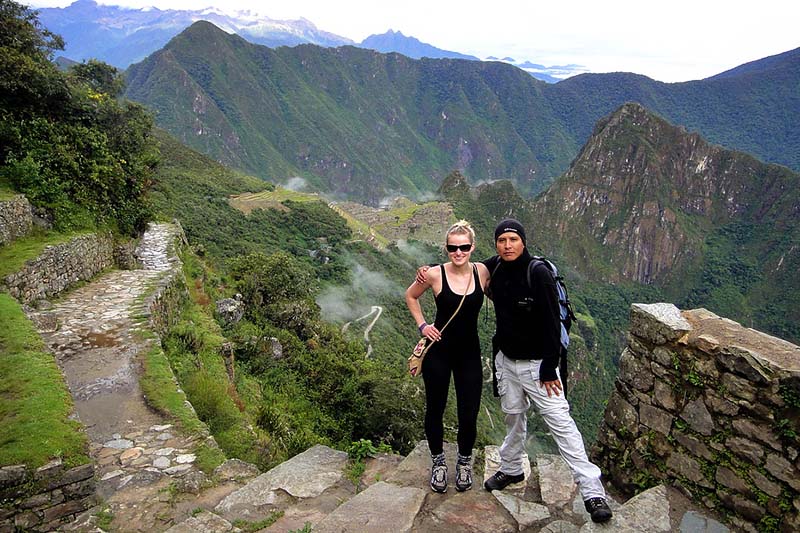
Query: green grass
xmin=228 ymin=187 xmax=322 ymax=214
xmin=194 ymin=441 xmax=227 ymax=474
xmin=0 ymin=293 xmax=90 ymax=469
xmin=0 ymin=230 xmax=82 ymax=279
xmin=231 ymin=512 xmax=284 ymax=532
xmin=139 ymin=341 xmax=206 ymax=435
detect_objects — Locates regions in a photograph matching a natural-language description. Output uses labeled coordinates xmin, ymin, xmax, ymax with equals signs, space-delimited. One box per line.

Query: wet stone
xmin=119 ymin=447 xmax=144 ymax=463
xmin=104 ymin=439 xmax=134 ymax=449
xmin=100 ymin=470 xmax=124 ymax=481
xmin=164 ymin=464 xmax=193 ymax=476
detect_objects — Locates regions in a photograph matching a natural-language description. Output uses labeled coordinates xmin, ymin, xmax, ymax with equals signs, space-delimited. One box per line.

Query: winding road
xmin=342 ymin=305 xmax=383 ymax=357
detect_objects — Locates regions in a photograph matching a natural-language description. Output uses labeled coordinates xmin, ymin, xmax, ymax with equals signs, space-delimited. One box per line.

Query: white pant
xmin=495 ymin=351 xmax=606 ymax=500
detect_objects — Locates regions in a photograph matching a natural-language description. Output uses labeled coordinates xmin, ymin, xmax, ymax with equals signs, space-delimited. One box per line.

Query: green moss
xmin=0 ymin=293 xmax=90 ymax=469
xmin=231 ymin=512 xmax=284 ymax=532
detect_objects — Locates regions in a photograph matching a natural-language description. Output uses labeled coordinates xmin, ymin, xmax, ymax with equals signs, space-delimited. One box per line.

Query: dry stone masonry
xmin=592 ymin=303 xmax=800 ymax=532
xmin=2 ymin=233 xmax=116 ymax=305
xmin=0 ymin=195 xmax=33 ymax=246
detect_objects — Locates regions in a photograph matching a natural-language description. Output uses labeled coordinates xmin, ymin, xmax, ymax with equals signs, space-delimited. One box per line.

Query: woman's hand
xmin=421 ymin=323 xmax=442 ymax=342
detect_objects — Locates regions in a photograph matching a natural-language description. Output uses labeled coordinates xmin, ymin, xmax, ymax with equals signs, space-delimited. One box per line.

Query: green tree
xmin=229 ymin=251 xmax=321 ymax=338
xmin=0 ymin=0 xmax=157 ymax=235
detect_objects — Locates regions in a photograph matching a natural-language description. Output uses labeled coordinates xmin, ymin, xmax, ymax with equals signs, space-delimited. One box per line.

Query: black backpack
xmin=527 ymin=257 xmax=576 ymax=397
xmin=526 ymin=257 xmax=576 ymax=352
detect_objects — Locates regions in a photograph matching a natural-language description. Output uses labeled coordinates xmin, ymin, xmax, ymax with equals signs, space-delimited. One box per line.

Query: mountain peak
xmin=534 ymin=102 xmax=799 ymax=286
xmin=359 ymin=30 xmax=478 ymax=61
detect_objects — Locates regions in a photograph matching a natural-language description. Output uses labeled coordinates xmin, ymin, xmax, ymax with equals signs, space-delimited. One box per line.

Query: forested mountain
xmin=124 ymin=21 xmax=800 ymax=204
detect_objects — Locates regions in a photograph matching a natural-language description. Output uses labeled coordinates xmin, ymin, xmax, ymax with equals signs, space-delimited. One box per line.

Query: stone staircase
xmin=158 ymin=441 xmax=731 ymax=533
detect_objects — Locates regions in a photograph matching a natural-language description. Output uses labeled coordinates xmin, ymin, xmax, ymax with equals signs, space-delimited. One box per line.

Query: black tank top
xmin=432 ymin=264 xmax=484 ymax=350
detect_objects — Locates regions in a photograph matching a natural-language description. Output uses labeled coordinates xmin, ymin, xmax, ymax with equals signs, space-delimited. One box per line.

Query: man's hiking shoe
xmin=430 ymin=463 xmax=448 ymax=493
xmin=455 ymin=461 xmax=473 ymax=491
xmin=584 ymin=497 xmax=613 ymax=523
xmin=483 ymin=470 xmax=524 ymax=491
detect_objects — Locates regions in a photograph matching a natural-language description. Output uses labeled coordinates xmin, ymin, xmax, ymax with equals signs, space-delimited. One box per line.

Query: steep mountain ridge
xmin=126 ymin=22 xmax=572 ymax=202
xmin=360 ymin=29 xmax=479 ymax=61
xmin=124 ymin=22 xmax=800 ymax=204
xmin=532 ymin=103 xmax=800 ymax=341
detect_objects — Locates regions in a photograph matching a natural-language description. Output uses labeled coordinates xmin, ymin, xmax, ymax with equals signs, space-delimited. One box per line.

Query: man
xmin=418 ymin=219 xmax=612 ymax=523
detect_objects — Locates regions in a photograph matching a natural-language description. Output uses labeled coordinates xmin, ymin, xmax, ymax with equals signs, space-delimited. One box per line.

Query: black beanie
xmin=494 ymin=219 xmax=526 ymax=246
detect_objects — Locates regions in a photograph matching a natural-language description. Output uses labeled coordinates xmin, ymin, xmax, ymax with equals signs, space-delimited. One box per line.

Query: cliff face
xmin=533 ymin=103 xmax=800 ymax=286
xmin=592 ymin=303 xmax=800 ymax=532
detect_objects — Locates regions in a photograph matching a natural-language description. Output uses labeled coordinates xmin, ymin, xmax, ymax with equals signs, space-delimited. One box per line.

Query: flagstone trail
xmin=35 ymin=223 xmax=238 ymax=531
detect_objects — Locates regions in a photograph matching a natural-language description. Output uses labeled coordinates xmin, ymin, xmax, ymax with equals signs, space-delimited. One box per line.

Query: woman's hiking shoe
xmin=430 ymin=452 xmax=447 ymax=493
xmin=430 ymin=463 xmax=448 ymax=493
xmin=584 ymin=497 xmax=613 ymax=523
xmin=483 ymin=470 xmax=525 ymax=491
xmin=455 ymin=456 xmax=473 ymax=492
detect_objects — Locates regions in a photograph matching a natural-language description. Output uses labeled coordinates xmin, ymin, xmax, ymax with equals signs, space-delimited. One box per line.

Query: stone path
xmin=31 ymin=224 xmax=242 ymax=531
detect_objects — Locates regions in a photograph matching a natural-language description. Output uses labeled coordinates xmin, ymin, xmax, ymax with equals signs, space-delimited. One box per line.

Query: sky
xmin=29 ymin=0 xmax=800 ymax=82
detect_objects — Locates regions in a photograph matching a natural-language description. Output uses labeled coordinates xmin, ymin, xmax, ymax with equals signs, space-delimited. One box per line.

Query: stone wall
xmin=2 ymin=233 xmax=117 ymax=305
xmin=592 ymin=303 xmax=800 ymax=532
xmin=141 ymin=228 xmax=188 ymax=337
xmin=0 ymin=195 xmax=33 ymax=246
xmin=0 ymin=460 xmax=95 ymax=532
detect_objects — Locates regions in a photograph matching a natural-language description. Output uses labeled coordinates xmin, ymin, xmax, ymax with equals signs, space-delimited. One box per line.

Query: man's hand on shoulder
xmin=415 ymin=265 xmax=433 ymax=284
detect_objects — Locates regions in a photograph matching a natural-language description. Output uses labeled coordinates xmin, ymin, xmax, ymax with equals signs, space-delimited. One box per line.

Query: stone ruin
xmin=592 ymin=303 xmax=800 ymax=532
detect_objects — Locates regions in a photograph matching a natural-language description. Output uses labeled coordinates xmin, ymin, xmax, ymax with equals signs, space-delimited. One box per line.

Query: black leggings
xmin=422 ymin=348 xmax=482 ymax=457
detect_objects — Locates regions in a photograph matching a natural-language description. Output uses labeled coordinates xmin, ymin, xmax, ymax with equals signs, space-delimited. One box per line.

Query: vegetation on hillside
xmin=0 ymin=0 xmax=156 ymax=235
xmin=125 ymin=21 xmax=799 ymax=204
xmin=0 ymin=0 xmax=156 ymax=473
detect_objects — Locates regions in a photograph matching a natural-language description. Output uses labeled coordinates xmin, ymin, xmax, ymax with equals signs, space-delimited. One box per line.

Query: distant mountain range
xmin=35 ymin=0 xmax=584 ymax=82
xmin=37 ymin=0 xmax=353 ymax=67
xmin=123 ymin=21 xmax=800 ymax=203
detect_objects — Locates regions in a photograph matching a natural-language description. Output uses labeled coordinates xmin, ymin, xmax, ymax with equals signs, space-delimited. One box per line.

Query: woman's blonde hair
xmin=445 ymin=220 xmax=475 ymax=244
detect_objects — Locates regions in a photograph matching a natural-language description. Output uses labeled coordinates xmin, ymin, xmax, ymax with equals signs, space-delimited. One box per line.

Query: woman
xmin=405 ymin=220 xmax=490 ymax=493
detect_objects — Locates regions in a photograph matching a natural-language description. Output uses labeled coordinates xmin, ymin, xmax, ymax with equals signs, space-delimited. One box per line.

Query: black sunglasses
xmin=446 ymin=243 xmax=472 ymax=253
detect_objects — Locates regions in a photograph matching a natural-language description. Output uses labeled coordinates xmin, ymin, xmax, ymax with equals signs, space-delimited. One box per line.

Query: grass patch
xmin=139 ymin=342 xmax=206 ymax=435
xmin=231 ymin=512 xmax=284 ymax=532
xmin=0 ymin=293 xmax=90 ymax=469
xmin=95 ymin=508 xmax=114 ymax=530
xmin=229 ymin=187 xmax=322 ymax=215
xmin=0 ymin=230 xmax=82 ymax=279
xmin=195 ymin=441 xmax=227 ymax=475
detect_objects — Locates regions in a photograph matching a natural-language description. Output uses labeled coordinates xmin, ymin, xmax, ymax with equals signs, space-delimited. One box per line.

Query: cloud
xmin=316 ymin=262 xmax=402 ymax=322
xmin=284 ymin=176 xmax=307 ymax=191
xmin=395 ymin=239 xmax=437 ymax=266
